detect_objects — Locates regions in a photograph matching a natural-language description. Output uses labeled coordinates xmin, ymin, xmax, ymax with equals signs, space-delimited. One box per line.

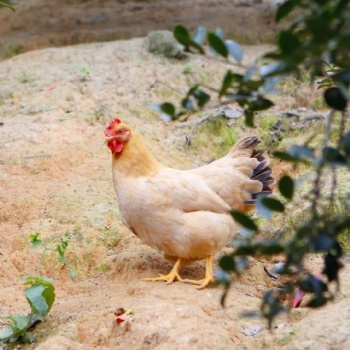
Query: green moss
xmin=190 ymin=117 xmax=238 ymax=159
xmin=18 ymin=72 xmax=35 ymax=84
xmin=2 ymin=43 xmax=25 ymax=59
xmin=96 ymin=262 xmax=111 ymax=273
xmin=338 ymin=232 xmax=350 ymax=255
xmin=310 ymin=94 xmax=326 ymax=110
xmin=276 ymin=334 xmax=293 ymax=346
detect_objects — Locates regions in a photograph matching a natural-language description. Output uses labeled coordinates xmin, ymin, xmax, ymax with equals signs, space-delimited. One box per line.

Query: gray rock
xmin=144 ymin=30 xmax=183 ymax=58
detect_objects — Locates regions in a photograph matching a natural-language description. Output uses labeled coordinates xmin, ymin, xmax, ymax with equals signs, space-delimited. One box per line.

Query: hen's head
xmin=104 ymin=118 xmax=131 ymax=154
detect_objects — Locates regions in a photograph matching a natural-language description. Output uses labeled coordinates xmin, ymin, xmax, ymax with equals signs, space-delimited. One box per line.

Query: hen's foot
xmin=144 ymin=258 xmax=183 ymax=285
xmin=182 ymin=255 xmax=214 ymax=290
xmin=182 ymin=275 xmax=214 ymax=290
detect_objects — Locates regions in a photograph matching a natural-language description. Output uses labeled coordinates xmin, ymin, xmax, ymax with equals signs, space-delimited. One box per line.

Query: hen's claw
xmin=182 ymin=276 xmax=215 ymax=290
xmin=182 ymin=255 xmax=214 ymax=290
xmin=144 ymin=258 xmax=183 ymax=285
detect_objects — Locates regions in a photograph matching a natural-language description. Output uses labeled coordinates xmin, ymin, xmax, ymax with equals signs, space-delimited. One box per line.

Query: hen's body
xmin=106 ymin=119 xmax=273 ymax=288
xmin=114 ymin=167 xmax=236 ymax=261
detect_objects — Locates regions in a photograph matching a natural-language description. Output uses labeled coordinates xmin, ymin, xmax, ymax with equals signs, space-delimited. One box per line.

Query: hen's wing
xmin=188 ymin=136 xmax=273 ymax=212
xmin=118 ymin=169 xmax=237 ymax=259
xmin=140 ymin=168 xmax=231 ymax=213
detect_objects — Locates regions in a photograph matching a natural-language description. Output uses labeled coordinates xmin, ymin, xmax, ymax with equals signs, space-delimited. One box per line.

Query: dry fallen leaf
xmin=42 ymin=82 xmax=59 ymax=91
xmin=114 ymin=307 xmax=134 ymax=324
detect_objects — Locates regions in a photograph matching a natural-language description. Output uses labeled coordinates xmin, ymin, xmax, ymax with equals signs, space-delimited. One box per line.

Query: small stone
xmin=144 ymin=30 xmax=183 ymax=58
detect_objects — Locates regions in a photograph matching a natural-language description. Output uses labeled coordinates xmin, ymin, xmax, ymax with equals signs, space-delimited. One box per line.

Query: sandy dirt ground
xmin=1 ymin=1 xmax=350 ymax=350
xmin=1 ymin=37 xmax=350 ymax=350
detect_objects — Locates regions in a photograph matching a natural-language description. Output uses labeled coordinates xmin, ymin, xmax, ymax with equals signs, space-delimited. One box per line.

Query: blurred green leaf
xmin=323 ymin=147 xmax=346 ymax=166
xmin=261 ymin=290 xmax=285 ymax=329
xmin=151 ymin=102 xmax=176 ymax=121
xmin=275 ymin=0 xmax=297 ymax=22
xmin=273 ymin=151 xmax=300 ymax=162
xmin=323 ymin=253 xmax=343 ymax=282
xmin=256 ymin=195 xmax=272 ymax=219
xmin=317 ymin=77 xmax=333 ymax=89
xmin=231 ymin=210 xmax=258 ymax=231
xmin=341 ymin=132 xmax=350 ymax=156
xmin=188 ymin=87 xmax=210 ymax=107
xmin=181 ymin=98 xmax=194 ymax=110
xmin=208 ymin=32 xmax=228 ymax=58
xmin=214 ymin=27 xmax=224 ymax=39
xmin=25 ymin=283 xmax=55 ymax=318
xmin=278 ymin=30 xmax=301 ymax=55
xmin=29 ymin=233 xmax=42 ymax=249
xmin=260 ymin=61 xmax=290 ymax=77
xmin=298 ymin=275 xmax=326 ymax=296
xmin=173 ymin=25 xmax=205 ymax=53
xmin=245 ymin=110 xmax=254 ymax=127
xmin=225 ymin=40 xmax=243 ymax=62
xmin=261 ymin=197 xmax=285 ymax=212
xmin=215 ymin=268 xmax=232 ymax=284
xmin=24 ymin=332 xmax=35 ymax=343
xmin=68 ymin=268 xmax=76 ymax=280
xmin=332 ymin=69 xmax=350 ymax=84
xmin=258 ymin=241 xmax=285 ymax=255
xmin=234 ymin=245 xmax=256 ymax=255
xmin=250 ymin=98 xmax=274 ymax=112
xmin=0 ymin=325 xmax=15 ymax=341
xmin=314 ymin=233 xmax=335 ymax=251
xmin=307 ymin=296 xmax=328 ymax=308
xmin=192 ymin=26 xmax=207 ymax=45
xmin=219 ymin=70 xmax=235 ymax=96
xmin=333 ymin=214 xmax=350 ymax=233
xmin=0 ymin=0 xmax=15 ymax=11
xmin=219 ymin=255 xmax=236 ymax=271
xmin=324 ymin=87 xmax=348 ymax=111
xmin=288 ymin=145 xmax=316 ymax=160
xmin=278 ymin=175 xmax=294 ymax=200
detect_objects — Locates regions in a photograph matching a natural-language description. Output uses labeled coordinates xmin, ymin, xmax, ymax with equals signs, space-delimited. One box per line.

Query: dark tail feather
xmin=230 ymin=136 xmax=274 ymax=208
xmin=244 ymin=149 xmax=274 ymax=205
xmin=229 ymin=136 xmax=261 ymax=158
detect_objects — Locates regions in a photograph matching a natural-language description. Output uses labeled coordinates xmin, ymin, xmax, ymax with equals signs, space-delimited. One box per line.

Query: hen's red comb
xmin=104 ymin=118 xmax=122 ymax=136
xmin=109 ymin=118 xmax=121 ymax=126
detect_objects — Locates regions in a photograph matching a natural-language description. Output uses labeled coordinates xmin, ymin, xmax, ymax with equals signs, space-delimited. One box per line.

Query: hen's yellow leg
xmin=182 ymin=255 xmax=215 ymax=290
xmin=144 ymin=258 xmax=183 ymax=285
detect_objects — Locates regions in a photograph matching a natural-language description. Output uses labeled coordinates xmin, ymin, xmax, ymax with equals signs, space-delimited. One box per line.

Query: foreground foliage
xmin=0 ymin=0 xmax=14 ymax=12
xmin=157 ymin=0 xmax=350 ymax=326
xmin=0 ymin=233 xmax=74 ymax=345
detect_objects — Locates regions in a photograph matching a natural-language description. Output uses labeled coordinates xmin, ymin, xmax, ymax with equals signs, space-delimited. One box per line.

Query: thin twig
xmin=310 ymin=110 xmax=335 ymax=216
xmin=278 ymin=110 xmax=330 ymax=122
xmin=176 ymin=110 xmax=225 ymax=128
xmin=330 ymin=111 xmax=348 ymax=205
xmin=187 ymin=51 xmax=249 ymax=70
xmin=329 ymin=168 xmax=337 ymax=206
xmin=338 ymin=111 xmax=347 ymax=145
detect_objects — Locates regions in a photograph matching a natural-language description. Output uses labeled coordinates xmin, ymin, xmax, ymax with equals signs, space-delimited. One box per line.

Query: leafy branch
xmin=30 ymin=232 xmax=76 ymax=280
xmin=156 ymin=0 xmax=350 ymax=327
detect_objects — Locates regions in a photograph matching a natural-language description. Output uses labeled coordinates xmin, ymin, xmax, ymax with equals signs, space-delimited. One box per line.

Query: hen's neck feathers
xmin=112 ymin=129 xmax=163 ymax=177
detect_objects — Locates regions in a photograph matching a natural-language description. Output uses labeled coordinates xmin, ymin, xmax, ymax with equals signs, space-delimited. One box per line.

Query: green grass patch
xmin=189 ymin=117 xmax=238 ymax=159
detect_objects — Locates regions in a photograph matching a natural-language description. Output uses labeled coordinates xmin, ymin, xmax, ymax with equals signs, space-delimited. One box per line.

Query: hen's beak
xmin=105 ymin=136 xmax=116 ymax=143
